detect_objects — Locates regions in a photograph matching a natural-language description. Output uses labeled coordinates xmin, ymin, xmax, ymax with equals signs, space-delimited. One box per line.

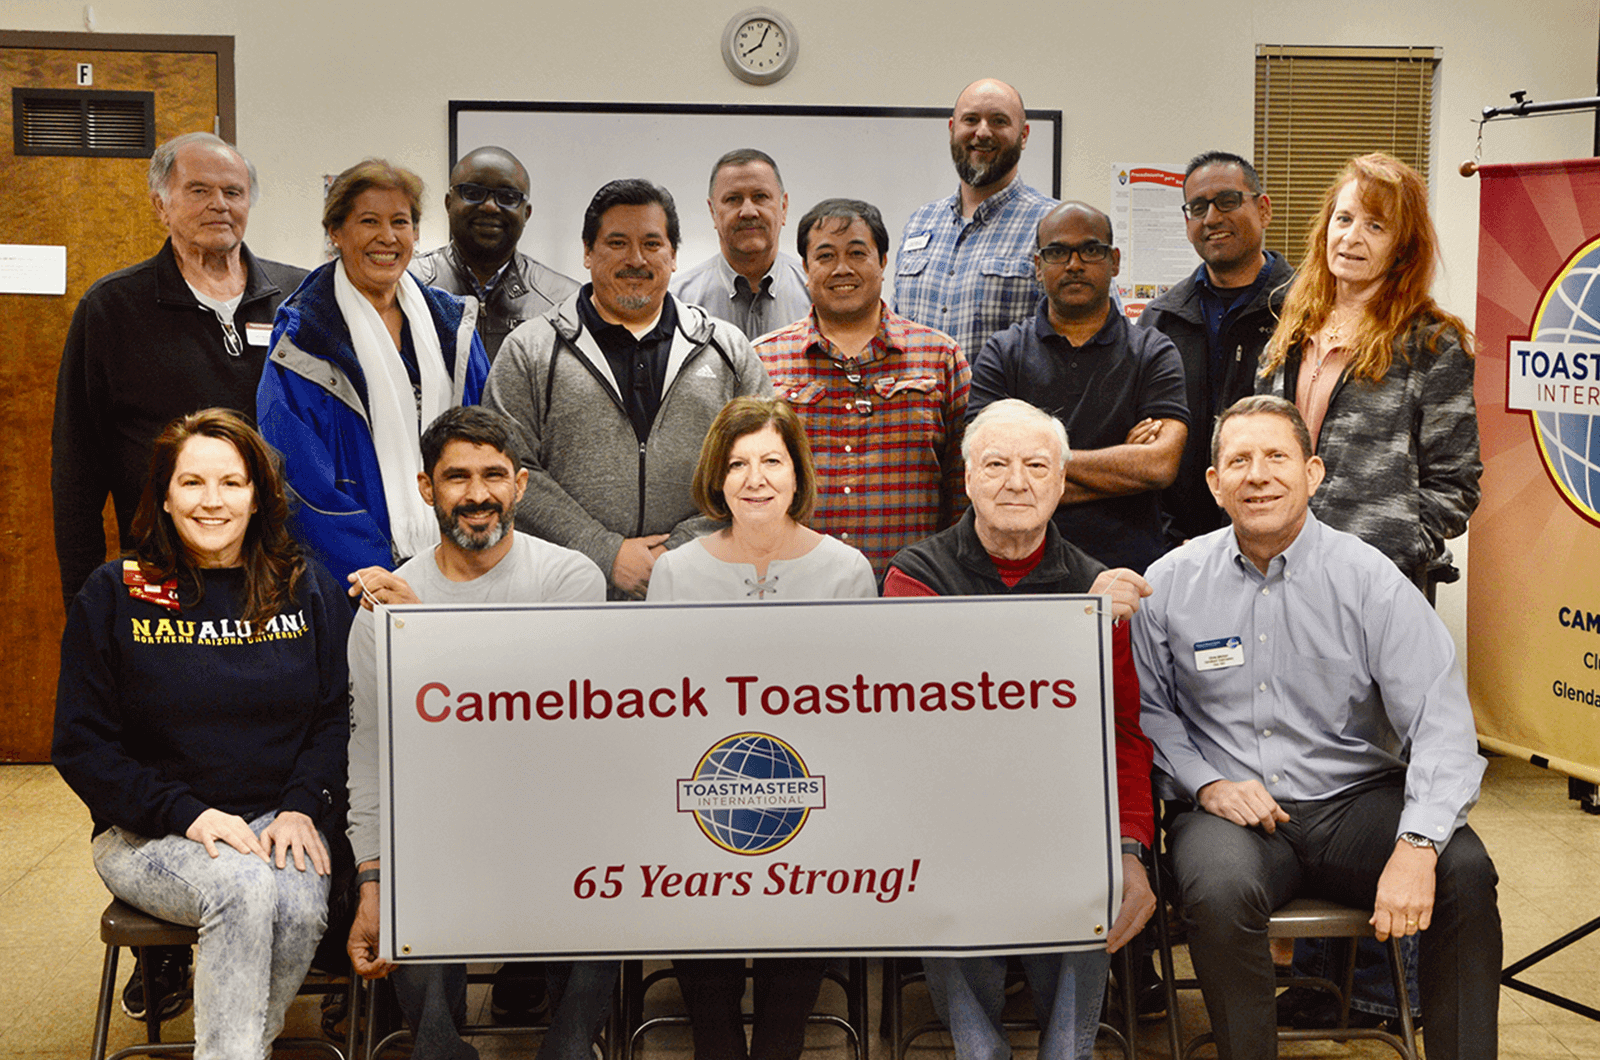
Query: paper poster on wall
xmin=375 ymin=596 xmax=1121 ymax=962
xmin=1470 ymin=159 xmax=1600 ymax=784
xmin=1110 ymin=164 xmax=1193 ymax=319
xmin=0 ymin=244 xmax=66 ymax=295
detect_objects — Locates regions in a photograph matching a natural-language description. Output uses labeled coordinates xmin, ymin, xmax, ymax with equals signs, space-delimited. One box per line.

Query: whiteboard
xmin=451 ymin=101 xmax=1064 ymax=298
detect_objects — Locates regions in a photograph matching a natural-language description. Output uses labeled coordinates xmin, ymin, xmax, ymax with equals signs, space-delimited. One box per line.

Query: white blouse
xmin=646 ymin=534 xmax=876 ymax=601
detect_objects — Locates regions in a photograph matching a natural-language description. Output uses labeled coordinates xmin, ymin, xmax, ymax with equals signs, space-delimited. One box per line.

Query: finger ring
xmin=1406 ymin=918 xmax=1417 ymax=925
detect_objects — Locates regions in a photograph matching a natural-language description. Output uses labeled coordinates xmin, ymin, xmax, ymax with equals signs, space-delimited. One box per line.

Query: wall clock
xmin=722 ymin=8 xmax=798 ymax=86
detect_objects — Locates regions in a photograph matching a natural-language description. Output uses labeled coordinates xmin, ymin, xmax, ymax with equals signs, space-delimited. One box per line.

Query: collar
xmin=1031 ymin=296 xmax=1123 ymax=347
xmin=947 ymin=173 xmax=1024 ymax=224
xmin=804 ymin=302 xmax=908 ymax=365
xmin=153 ymin=238 xmax=277 ymax=309
xmin=1196 ymin=252 xmax=1274 ymax=302
xmin=953 ymin=508 xmax=1082 ymax=585
xmin=1226 ymin=509 xmax=1322 ymax=579
xmin=442 ymin=243 xmax=523 ymax=300
xmin=709 ymin=252 xmax=779 ymax=300
xmin=576 ymin=283 xmax=678 ymax=344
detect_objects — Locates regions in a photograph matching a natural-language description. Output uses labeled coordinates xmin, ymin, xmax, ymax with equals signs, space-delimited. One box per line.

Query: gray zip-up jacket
xmin=485 ymin=292 xmax=772 ymax=597
xmin=1258 ymin=320 xmax=1479 ymax=589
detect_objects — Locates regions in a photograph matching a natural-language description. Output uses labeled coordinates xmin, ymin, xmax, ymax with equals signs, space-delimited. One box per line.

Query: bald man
xmin=966 ymin=201 xmax=1188 ymax=574
xmin=412 ymin=146 xmax=579 ymax=361
xmin=893 ymin=78 xmax=1058 ymax=360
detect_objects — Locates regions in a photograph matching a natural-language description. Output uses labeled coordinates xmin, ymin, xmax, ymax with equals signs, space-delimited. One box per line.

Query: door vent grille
xmin=13 ymin=88 xmax=155 ymax=157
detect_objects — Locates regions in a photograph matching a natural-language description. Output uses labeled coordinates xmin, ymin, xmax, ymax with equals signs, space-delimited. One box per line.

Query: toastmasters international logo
xmin=1508 ymin=235 xmax=1600 ymax=525
xmin=676 ymin=733 xmax=827 ymax=855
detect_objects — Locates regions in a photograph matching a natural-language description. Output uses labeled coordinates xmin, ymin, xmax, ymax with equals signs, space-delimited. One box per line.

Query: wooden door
xmin=0 ymin=32 xmax=235 ymax=761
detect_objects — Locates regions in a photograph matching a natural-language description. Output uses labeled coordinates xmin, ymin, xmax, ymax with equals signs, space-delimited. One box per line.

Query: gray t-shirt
xmin=346 ymin=532 xmax=605 ymax=863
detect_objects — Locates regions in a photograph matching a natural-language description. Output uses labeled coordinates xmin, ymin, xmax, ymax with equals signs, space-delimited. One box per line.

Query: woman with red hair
xmin=1257 ymin=152 xmax=1479 ymax=590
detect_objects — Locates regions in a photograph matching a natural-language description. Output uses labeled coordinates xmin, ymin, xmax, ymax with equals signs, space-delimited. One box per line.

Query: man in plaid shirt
xmin=757 ymin=198 xmax=970 ymax=578
xmin=892 ymin=78 xmax=1057 ymax=359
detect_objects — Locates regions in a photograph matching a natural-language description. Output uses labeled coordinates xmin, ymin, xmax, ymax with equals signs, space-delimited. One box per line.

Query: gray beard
xmin=437 ymin=507 xmax=511 ymax=552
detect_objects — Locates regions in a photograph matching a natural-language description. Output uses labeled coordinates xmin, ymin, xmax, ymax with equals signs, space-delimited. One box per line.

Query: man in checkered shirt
xmin=757 ymin=198 xmax=970 ymax=579
xmin=892 ymin=78 xmax=1057 ymax=360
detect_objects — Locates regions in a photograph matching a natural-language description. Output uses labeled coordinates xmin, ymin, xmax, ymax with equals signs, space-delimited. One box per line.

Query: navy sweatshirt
xmin=53 ymin=558 xmax=350 ymax=839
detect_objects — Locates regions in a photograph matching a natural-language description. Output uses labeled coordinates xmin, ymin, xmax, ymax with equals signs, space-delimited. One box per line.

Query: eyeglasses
xmin=213 ymin=310 xmax=242 ymax=357
xmin=1036 ymin=241 xmax=1113 ymax=265
xmin=451 ymin=183 xmax=527 ymax=209
xmin=1181 ymin=190 xmax=1259 ymax=220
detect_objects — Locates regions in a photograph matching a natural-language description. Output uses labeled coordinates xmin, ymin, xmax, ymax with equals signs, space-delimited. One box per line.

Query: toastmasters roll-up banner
xmin=1472 ymin=159 xmax=1600 ymax=784
xmin=375 ymin=596 xmax=1120 ymax=962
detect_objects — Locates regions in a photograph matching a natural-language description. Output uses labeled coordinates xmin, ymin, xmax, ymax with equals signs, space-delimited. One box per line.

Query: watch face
xmin=735 ymin=18 xmax=788 ymax=72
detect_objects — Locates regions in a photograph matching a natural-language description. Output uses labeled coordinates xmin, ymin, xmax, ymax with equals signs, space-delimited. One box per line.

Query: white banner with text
xmin=376 ymin=595 xmax=1120 ymax=962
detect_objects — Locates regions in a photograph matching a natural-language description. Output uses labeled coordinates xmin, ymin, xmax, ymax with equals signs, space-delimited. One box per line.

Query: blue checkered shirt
xmin=891 ymin=176 xmax=1057 ymax=360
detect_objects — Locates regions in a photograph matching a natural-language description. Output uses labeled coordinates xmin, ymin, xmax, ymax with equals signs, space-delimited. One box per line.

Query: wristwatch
xmin=355 ymin=867 xmax=382 ymax=889
xmin=1398 ymin=832 xmax=1435 ymax=851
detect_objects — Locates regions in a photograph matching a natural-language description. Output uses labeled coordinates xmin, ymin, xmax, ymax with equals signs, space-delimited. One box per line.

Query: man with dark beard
xmin=344 ymin=406 xmax=615 ymax=1060
xmin=411 ymin=146 xmax=578 ymax=362
xmin=893 ymin=78 xmax=1057 ymax=360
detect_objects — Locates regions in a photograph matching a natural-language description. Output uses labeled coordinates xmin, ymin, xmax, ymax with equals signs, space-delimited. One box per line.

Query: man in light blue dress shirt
xmin=1132 ymin=395 xmax=1500 ymax=1060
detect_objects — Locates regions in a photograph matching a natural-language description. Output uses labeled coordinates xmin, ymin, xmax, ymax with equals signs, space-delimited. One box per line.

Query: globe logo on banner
xmin=1507 ymin=234 xmax=1600 ymax=526
xmin=675 ymin=733 xmax=827 ymax=855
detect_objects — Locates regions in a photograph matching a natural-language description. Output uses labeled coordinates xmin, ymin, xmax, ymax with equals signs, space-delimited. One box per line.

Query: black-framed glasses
xmin=1036 ymin=241 xmax=1113 ymax=265
xmin=1181 ymin=190 xmax=1258 ymax=219
xmin=451 ymin=183 xmax=527 ymax=209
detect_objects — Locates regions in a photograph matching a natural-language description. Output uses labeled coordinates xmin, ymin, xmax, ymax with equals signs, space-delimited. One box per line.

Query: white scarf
xmin=334 ymin=262 xmax=450 ymax=560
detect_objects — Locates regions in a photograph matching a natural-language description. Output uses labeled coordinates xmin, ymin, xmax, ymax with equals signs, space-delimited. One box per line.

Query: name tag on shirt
xmin=1194 ymin=637 xmax=1244 ymax=671
xmin=904 ymin=232 xmax=931 ymax=252
xmin=245 ymin=322 xmax=272 ymax=346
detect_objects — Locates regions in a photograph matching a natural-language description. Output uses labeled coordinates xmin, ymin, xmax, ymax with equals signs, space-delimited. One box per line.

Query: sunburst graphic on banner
xmin=1513 ymin=236 xmax=1600 ymax=525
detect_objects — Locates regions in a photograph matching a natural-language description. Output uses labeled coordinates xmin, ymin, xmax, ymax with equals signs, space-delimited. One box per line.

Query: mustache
xmin=614 ymin=267 xmax=654 ymax=279
xmin=452 ymin=501 xmax=504 ymax=518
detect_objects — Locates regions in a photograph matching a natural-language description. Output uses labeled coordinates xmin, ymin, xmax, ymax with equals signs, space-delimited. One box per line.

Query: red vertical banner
xmin=1471 ymin=159 xmax=1600 ymax=782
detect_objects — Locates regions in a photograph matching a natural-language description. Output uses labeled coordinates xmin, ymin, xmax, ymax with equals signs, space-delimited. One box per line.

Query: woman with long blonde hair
xmin=1257 ymin=152 xmax=1479 ymax=589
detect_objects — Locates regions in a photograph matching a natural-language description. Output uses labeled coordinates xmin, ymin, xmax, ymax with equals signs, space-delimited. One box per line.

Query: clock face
xmin=735 ymin=18 xmax=788 ymax=73
xmin=722 ymin=8 xmax=798 ymax=84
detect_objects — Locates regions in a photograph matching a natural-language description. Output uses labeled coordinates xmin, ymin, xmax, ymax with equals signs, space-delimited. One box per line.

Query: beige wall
xmin=12 ymin=0 xmax=1600 ymax=651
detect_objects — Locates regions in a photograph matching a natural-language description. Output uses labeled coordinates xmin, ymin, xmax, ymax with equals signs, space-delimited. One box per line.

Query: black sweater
xmin=50 ymin=240 xmax=306 ymax=609
xmin=53 ymin=559 xmax=350 ymax=839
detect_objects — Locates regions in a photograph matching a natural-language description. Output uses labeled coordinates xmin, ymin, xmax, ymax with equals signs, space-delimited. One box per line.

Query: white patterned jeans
xmin=92 ymin=811 xmax=330 ymax=1060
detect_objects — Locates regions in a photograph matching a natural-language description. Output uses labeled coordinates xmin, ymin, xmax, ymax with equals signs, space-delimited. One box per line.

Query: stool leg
xmin=91 ymin=943 xmax=120 ymax=1060
xmin=1385 ymin=938 xmax=1418 ymax=1060
xmin=1116 ymin=946 xmax=1137 ymax=1060
xmin=138 ymin=946 xmax=162 ymax=1043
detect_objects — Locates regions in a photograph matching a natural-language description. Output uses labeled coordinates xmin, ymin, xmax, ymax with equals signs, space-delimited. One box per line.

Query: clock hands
xmin=742 ymin=24 xmax=771 ymax=58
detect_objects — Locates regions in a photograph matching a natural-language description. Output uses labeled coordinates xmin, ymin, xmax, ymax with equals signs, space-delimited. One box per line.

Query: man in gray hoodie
xmin=485 ymin=178 xmax=772 ymax=599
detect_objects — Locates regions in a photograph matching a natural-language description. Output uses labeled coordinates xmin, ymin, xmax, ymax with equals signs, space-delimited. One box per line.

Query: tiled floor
xmin=1 ymin=754 xmax=1595 ymax=1059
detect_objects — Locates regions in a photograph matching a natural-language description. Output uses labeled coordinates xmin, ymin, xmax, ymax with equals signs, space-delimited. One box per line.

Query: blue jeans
xmin=1291 ymin=935 xmax=1421 ymax=1020
xmin=391 ymin=960 xmax=618 ymax=1060
xmin=92 ymin=812 xmax=330 ymax=1060
xmin=924 ymin=951 xmax=1110 ymax=1060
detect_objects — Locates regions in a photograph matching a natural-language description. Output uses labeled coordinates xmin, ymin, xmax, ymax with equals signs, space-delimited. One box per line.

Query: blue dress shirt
xmin=1132 ymin=512 xmax=1484 ymax=849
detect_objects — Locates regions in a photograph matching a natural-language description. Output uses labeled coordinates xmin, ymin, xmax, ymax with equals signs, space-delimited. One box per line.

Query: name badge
xmin=1194 ymin=637 xmax=1244 ymax=671
xmin=245 ymin=322 xmax=272 ymax=346
xmin=904 ymin=232 xmax=931 ymax=252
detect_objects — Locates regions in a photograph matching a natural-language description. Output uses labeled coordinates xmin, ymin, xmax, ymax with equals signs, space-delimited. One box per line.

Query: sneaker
xmin=121 ymin=945 xmax=191 ymax=1021
xmin=1274 ymin=985 xmax=1386 ymax=1030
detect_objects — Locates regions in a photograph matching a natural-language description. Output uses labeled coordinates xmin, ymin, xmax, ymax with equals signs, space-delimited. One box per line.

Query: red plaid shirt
xmin=757 ymin=304 xmax=970 ymax=576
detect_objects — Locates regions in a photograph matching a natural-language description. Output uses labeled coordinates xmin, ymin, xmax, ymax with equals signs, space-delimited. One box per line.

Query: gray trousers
xmin=1168 ymin=777 xmax=1500 ymax=1060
